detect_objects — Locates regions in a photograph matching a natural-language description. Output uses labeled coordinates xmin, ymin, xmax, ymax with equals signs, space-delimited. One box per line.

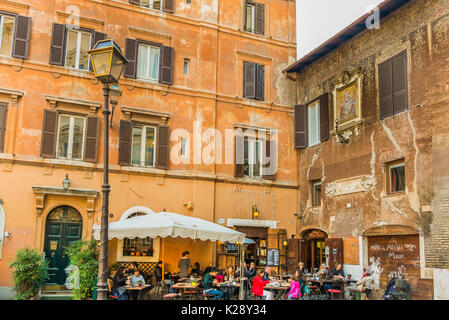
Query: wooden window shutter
xmin=256 ymin=64 xmax=265 ymax=101
xmin=243 ymin=62 xmax=256 ymax=99
xmin=234 ymin=135 xmax=244 ymax=178
xmin=12 ymin=15 xmax=31 ymax=59
xmin=163 ymin=0 xmax=175 ymax=13
xmin=89 ymin=31 xmax=107 ymax=72
xmin=294 ymin=104 xmax=308 ymax=149
xmin=119 ymin=120 xmax=132 ymax=166
xmin=159 ymin=46 xmax=174 ymax=85
xmin=319 ymin=93 xmax=329 ymax=142
xmin=255 ymin=3 xmax=265 ymax=35
xmin=0 ymin=104 xmax=7 ymax=153
xmin=379 ymin=59 xmax=393 ymax=120
xmin=262 ymin=138 xmax=275 ymax=180
xmin=156 ymin=125 xmax=170 ymax=170
xmin=325 ymin=238 xmax=344 ymax=270
xmin=129 ymin=0 xmax=141 ymax=5
xmin=244 ymin=1 xmax=249 ymax=32
xmin=124 ymin=38 xmax=138 ymax=79
xmin=392 ymin=52 xmax=408 ymax=115
xmin=84 ymin=116 xmax=100 ymax=163
xmin=49 ymin=23 xmax=66 ymax=66
xmin=40 ymin=110 xmax=58 ymax=158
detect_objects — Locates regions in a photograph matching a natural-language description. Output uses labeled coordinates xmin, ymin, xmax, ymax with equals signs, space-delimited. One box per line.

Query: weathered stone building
xmin=286 ymin=0 xmax=449 ymax=299
xmin=0 ymin=0 xmax=297 ymax=298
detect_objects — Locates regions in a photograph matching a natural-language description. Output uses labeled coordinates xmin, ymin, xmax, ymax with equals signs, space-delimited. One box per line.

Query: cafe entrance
xmin=301 ymin=229 xmax=327 ymax=273
xmin=235 ymin=226 xmax=268 ymax=268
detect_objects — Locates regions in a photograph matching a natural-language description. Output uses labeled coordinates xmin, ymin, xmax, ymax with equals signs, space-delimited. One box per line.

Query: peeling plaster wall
xmin=295 ymin=0 xmax=449 ymax=278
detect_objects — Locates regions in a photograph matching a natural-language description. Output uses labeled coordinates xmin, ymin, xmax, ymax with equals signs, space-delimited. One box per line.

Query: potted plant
xmin=130 ymin=248 xmax=135 ymax=256
xmin=142 ymin=249 xmax=147 ymax=256
xmin=137 ymin=280 xmax=143 ymax=288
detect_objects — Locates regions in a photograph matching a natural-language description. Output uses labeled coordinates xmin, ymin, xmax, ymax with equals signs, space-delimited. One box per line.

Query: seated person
xmin=329 ymin=263 xmax=345 ymax=280
xmin=224 ymin=266 xmax=235 ymax=282
xmin=252 ymin=269 xmax=272 ymax=300
xmin=315 ymin=263 xmax=329 ymax=280
xmin=288 ymin=275 xmax=301 ymax=300
xmin=344 ymin=269 xmax=374 ymax=300
xmin=327 ymin=263 xmax=345 ymax=291
xmin=128 ymin=270 xmax=146 ymax=300
xmin=203 ymin=267 xmax=223 ymax=300
xmin=111 ymin=267 xmax=129 ymax=300
xmin=190 ymin=262 xmax=202 ymax=277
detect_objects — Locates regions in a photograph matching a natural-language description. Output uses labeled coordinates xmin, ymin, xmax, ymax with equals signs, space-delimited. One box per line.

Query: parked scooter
xmin=382 ymin=277 xmax=411 ymax=300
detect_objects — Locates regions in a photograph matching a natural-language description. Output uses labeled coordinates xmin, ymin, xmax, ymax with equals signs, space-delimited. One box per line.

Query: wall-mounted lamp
xmin=109 ymin=84 xmax=122 ymax=128
xmin=335 ymin=119 xmax=350 ymax=144
xmin=62 ymin=174 xmax=70 ymax=190
xmin=294 ymin=212 xmax=303 ymax=219
xmin=4 ymin=232 xmax=11 ymax=238
xmin=252 ymin=205 xmax=260 ymax=220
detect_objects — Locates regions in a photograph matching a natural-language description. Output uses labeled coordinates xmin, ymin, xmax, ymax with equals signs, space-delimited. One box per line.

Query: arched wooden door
xmin=44 ymin=206 xmax=83 ymax=285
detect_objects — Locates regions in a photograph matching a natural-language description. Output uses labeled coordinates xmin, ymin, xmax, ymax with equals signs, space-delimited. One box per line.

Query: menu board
xmin=267 ymin=249 xmax=280 ymax=266
xmin=225 ymin=242 xmax=239 ymax=254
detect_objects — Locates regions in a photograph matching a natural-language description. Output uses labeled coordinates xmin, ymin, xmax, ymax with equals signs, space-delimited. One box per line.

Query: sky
xmin=297 ymin=0 xmax=385 ymax=58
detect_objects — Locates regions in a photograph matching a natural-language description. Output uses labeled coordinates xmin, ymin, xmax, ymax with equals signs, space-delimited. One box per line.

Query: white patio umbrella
xmin=92 ymin=211 xmax=246 ymax=243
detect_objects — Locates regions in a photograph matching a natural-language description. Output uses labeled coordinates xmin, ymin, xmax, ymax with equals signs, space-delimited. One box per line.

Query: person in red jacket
xmin=252 ymin=269 xmax=270 ymax=299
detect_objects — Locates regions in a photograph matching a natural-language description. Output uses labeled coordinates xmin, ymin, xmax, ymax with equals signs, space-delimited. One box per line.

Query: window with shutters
xmin=243 ymin=137 xmax=262 ymax=178
xmin=137 ymin=43 xmax=160 ymax=81
xmin=141 ymin=0 xmax=161 ymax=10
xmin=386 ymin=159 xmax=405 ymax=195
xmin=378 ymin=51 xmax=408 ymax=120
xmin=311 ymin=180 xmax=322 ymax=206
xmin=0 ymin=14 xmax=15 ymax=57
xmin=65 ymin=28 xmax=92 ymax=70
xmin=308 ymin=100 xmax=320 ymax=146
xmin=131 ymin=125 xmax=156 ymax=167
xmin=56 ymin=114 xmax=86 ymax=160
xmin=243 ymin=61 xmax=264 ymax=101
xmin=294 ymin=94 xmax=329 ymax=149
xmin=245 ymin=1 xmax=264 ymax=35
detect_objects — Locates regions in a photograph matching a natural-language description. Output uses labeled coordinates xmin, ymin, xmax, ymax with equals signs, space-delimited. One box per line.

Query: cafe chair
xmin=155 ymin=280 xmax=168 ymax=297
xmin=328 ymin=289 xmax=343 ymax=300
xmin=107 ymin=278 xmax=119 ymax=300
xmin=163 ymin=293 xmax=180 ymax=300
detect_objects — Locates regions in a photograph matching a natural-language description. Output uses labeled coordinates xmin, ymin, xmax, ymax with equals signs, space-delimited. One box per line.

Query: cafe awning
xmin=92 ymin=212 xmax=246 ymax=243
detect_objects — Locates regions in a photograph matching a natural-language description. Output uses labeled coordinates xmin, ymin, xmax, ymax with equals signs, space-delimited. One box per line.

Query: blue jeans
xmin=205 ymin=289 xmax=223 ymax=300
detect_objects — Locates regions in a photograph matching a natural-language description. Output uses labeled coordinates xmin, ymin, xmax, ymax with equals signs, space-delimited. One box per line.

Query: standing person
xmin=190 ymin=262 xmax=202 ymax=277
xmin=252 ymin=269 xmax=271 ymax=300
xmin=288 ymin=275 xmax=300 ymax=300
xmin=155 ymin=261 xmax=163 ymax=283
xmin=178 ymin=251 xmax=192 ymax=279
xmin=203 ymin=267 xmax=223 ymax=300
xmin=296 ymin=262 xmax=305 ymax=275
xmin=248 ymin=262 xmax=257 ymax=281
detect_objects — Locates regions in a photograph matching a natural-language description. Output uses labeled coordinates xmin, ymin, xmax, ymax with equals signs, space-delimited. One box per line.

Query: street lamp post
xmin=88 ymin=39 xmax=128 ymax=300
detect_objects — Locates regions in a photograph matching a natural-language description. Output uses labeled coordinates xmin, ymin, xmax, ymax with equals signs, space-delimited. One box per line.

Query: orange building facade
xmin=0 ymin=0 xmax=297 ymax=297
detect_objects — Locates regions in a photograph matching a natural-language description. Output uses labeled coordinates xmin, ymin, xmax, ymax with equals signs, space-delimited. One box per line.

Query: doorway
xmin=44 ymin=206 xmax=83 ymax=285
xmin=301 ymin=229 xmax=327 ymax=273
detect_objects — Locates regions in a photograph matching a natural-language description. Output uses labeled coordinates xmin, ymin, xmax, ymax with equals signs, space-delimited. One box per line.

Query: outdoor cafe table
xmin=125 ymin=284 xmax=152 ymax=300
xmin=264 ymin=283 xmax=290 ymax=300
xmin=217 ymin=282 xmax=240 ymax=300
